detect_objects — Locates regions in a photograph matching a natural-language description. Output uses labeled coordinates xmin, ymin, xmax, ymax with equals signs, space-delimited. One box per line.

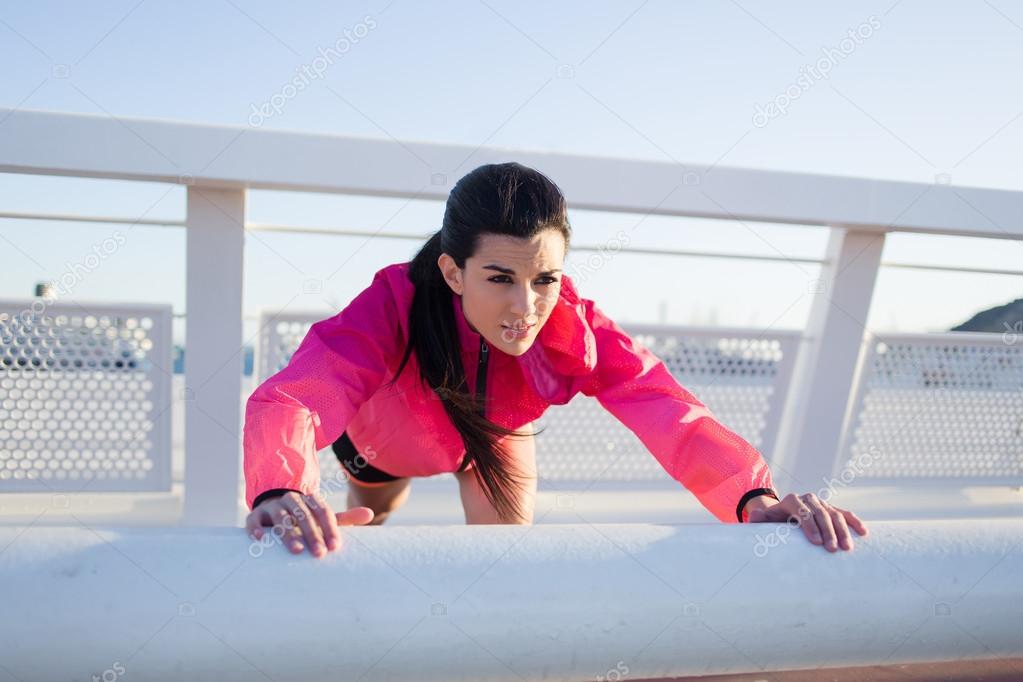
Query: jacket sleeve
xmin=574 ymin=298 xmax=775 ymax=523
xmin=243 ymin=269 xmax=403 ymax=510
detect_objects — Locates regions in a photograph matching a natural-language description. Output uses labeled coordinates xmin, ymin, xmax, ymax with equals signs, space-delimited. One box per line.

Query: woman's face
xmin=439 ymin=229 xmax=566 ymax=356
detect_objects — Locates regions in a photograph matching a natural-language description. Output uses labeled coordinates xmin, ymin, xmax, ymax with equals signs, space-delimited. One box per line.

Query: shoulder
xmin=368 ymin=261 xmax=414 ymax=299
xmin=354 ymin=261 xmax=416 ymax=311
xmin=310 ymin=261 xmax=413 ymax=340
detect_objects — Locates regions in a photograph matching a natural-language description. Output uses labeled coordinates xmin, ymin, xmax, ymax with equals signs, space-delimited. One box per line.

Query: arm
xmin=574 ymin=298 xmax=776 ymax=523
xmin=243 ymin=268 xmax=403 ymax=510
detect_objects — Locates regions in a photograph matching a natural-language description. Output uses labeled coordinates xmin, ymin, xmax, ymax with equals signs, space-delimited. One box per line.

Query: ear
xmin=437 ymin=252 xmax=464 ymax=296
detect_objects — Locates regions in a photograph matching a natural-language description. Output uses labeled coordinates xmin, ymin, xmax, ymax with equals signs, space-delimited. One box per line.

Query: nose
xmin=508 ymin=284 xmax=539 ymax=322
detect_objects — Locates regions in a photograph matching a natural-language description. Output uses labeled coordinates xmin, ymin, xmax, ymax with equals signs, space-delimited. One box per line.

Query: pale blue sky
xmin=2 ymin=0 xmax=1021 ymax=343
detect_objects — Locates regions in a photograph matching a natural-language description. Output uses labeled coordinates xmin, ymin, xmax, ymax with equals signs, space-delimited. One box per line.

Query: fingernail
xmin=293 ymin=542 xmax=303 ymax=552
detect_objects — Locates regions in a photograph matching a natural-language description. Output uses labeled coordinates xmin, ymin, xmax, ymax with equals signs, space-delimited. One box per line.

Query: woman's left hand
xmin=746 ymin=492 xmax=869 ymax=552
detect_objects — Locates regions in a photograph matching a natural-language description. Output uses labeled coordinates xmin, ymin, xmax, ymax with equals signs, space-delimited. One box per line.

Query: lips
xmin=502 ymin=324 xmax=535 ymax=333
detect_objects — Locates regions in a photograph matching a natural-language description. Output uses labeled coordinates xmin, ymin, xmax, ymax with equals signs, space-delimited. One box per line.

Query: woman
xmin=243 ymin=162 xmax=868 ymax=559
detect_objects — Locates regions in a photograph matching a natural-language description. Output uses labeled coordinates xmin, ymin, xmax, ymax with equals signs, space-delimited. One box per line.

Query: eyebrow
xmin=482 ymin=264 xmax=563 ymax=276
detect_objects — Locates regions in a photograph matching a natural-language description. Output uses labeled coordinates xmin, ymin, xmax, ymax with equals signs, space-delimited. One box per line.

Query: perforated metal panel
xmin=0 ymin=300 xmax=173 ymax=492
xmin=256 ymin=311 xmax=318 ymax=382
xmin=534 ymin=325 xmax=800 ymax=482
xmin=255 ymin=311 xmax=350 ymax=483
xmin=840 ymin=332 xmax=1023 ymax=485
xmin=256 ymin=312 xmax=800 ymax=485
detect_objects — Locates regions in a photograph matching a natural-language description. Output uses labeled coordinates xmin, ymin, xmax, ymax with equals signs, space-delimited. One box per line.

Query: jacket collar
xmin=533 ymin=273 xmax=598 ymax=375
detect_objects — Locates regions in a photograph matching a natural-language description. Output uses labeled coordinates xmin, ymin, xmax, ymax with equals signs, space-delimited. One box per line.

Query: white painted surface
xmin=774 ymin=228 xmax=885 ymax=490
xmin=181 ymin=187 xmax=246 ymax=525
xmin=0 ymin=520 xmax=1019 ymax=681
xmin=2 ymin=107 xmax=1023 ymax=239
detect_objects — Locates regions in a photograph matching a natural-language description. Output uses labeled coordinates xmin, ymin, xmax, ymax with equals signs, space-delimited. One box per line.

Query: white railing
xmin=1 ymin=519 xmax=1019 ymax=680
xmin=2 ymin=107 xmax=1023 ymax=524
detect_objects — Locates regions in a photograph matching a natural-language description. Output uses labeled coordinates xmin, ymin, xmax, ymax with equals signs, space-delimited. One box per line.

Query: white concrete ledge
xmin=0 ymin=520 xmax=1020 ymax=681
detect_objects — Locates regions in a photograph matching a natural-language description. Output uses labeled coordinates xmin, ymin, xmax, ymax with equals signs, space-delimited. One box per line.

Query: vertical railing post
xmin=772 ymin=227 xmax=884 ymax=491
xmin=182 ymin=186 xmax=246 ymax=525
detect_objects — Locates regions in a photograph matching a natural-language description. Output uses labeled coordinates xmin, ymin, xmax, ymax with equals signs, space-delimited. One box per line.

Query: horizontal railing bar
xmin=246 ymin=221 xmax=827 ymax=266
xmin=3 ymin=108 xmax=1022 ymax=239
xmin=0 ymin=210 xmax=185 ymax=227
xmin=865 ymin=330 xmax=1013 ymax=344
xmin=6 ymin=212 xmax=1022 ymax=276
xmin=882 ymin=261 xmax=1023 ymax=277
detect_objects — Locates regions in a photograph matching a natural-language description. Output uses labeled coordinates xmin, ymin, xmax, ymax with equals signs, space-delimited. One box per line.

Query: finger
xmin=788 ymin=496 xmax=821 ymax=545
xmin=268 ymin=503 xmax=306 ymax=553
xmin=245 ymin=512 xmax=259 ymax=539
xmin=804 ymin=495 xmax=838 ymax=551
xmin=828 ymin=506 xmax=854 ymax=550
xmin=336 ymin=506 xmax=375 ymax=526
xmin=774 ymin=494 xmax=817 ymax=538
xmin=305 ymin=493 xmax=341 ymax=551
xmin=839 ymin=507 xmax=869 ymax=536
xmin=281 ymin=494 xmax=327 ymax=557
xmin=245 ymin=509 xmax=269 ymax=540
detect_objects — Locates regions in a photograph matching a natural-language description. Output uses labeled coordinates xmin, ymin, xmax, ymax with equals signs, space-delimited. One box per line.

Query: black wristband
xmin=736 ymin=487 xmax=780 ymax=523
xmin=252 ymin=487 xmax=302 ymax=509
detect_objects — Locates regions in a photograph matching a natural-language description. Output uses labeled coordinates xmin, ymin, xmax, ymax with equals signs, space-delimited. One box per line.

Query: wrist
xmin=737 ymin=487 xmax=780 ymax=522
xmin=252 ymin=487 xmax=301 ymax=509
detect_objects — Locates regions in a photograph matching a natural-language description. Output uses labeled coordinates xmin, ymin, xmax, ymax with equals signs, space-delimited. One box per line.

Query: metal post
xmin=182 ymin=186 xmax=246 ymax=525
xmin=773 ymin=227 xmax=885 ymax=490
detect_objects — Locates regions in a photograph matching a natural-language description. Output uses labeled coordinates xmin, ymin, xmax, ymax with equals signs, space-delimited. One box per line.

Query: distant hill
xmin=950 ymin=297 xmax=1023 ymax=334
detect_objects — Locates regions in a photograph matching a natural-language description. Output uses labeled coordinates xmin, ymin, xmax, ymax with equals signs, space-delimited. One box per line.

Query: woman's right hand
xmin=246 ymin=491 xmax=375 ymax=558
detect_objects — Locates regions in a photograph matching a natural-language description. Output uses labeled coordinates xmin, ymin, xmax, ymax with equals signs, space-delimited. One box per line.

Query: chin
xmin=498 ymin=338 xmax=535 ymax=356
xmin=491 ymin=329 xmax=537 ymax=356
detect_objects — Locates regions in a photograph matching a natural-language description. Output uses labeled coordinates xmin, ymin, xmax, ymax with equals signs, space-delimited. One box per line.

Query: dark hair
xmin=385 ymin=162 xmax=572 ymax=522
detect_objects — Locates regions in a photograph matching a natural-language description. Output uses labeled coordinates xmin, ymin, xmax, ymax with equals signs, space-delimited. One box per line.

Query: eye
xmin=488 ymin=275 xmax=560 ymax=285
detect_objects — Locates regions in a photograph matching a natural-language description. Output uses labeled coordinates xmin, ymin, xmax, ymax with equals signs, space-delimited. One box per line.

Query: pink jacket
xmin=243 ymin=261 xmax=775 ymax=522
